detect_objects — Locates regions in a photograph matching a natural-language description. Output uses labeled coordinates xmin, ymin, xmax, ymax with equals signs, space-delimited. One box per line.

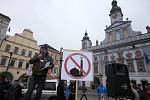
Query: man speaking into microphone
xmin=24 ymin=44 xmax=54 ymax=100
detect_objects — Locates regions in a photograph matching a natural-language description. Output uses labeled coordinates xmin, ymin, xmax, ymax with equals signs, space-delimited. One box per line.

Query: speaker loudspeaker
xmin=105 ymin=63 xmax=132 ymax=98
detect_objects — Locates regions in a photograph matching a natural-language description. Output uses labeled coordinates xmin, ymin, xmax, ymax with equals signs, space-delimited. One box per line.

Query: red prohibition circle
xmin=64 ymin=53 xmax=91 ymax=79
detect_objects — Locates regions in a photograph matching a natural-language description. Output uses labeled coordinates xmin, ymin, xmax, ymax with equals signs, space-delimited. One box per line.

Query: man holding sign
xmin=24 ymin=44 xmax=54 ymax=100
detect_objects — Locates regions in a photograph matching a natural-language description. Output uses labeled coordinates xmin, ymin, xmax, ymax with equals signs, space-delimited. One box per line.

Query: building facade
xmin=0 ymin=29 xmax=39 ymax=81
xmin=43 ymin=44 xmax=60 ymax=80
xmin=0 ymin=29 xmax=60 ymax=82
xmin=82 ymin=0 xmax=150 ymax=89
xmin=0 ymin=13 xmax=11 ymax=45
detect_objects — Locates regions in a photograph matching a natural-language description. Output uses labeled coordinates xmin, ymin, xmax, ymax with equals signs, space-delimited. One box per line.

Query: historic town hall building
xmin=82 ymin=0 xmax=150 ymax=89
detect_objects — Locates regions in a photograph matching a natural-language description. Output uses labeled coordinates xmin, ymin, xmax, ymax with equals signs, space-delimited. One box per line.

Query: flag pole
xmin=75 ymin=81 xmax=78 ymax=100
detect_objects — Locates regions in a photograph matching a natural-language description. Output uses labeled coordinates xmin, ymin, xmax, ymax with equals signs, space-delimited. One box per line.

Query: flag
xmin=142 ymin=46 xmax=150 ymax=64
xmin=144 ymin=52 xmax=150 ymax=64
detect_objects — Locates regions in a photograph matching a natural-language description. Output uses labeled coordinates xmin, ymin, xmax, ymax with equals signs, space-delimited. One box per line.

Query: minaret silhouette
xmin=80 ymin=57 xmax=83 ymax=76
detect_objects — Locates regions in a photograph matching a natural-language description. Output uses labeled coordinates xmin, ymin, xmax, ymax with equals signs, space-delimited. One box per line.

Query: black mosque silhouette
xmin=70 ymin=68 xmax=82 ymax=77
xmin=69 ymin=57 xmax=83 ymax=77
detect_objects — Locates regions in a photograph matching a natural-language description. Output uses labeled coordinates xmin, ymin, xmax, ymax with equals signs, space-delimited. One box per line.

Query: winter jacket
xmin=96 ymin=85 xmax=107 ymax=95
xmin=29 ymin=54 xmax=54 ymax=75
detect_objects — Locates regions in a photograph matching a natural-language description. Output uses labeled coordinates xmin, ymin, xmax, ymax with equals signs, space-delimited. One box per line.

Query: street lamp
xmin=5 ymin=52 xmax=13 ymax=73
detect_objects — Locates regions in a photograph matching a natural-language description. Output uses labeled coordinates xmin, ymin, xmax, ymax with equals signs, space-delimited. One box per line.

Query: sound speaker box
xmin=105 ymin=63 xmax=132 ymax=98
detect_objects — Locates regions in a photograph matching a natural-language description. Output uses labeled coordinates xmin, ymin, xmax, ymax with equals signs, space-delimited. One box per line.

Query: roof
xmin=40 ymin=44 xmax=59 ymax=52
xmin=105 ymin=21 xmax=131 ymax=31
xmin=0 ymin=13 xmax=11 ymax=20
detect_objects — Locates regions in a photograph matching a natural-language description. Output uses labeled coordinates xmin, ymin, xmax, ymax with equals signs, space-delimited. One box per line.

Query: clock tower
xmin=102 ymin=0 xmax=138 ymax=43
xmin=81 ymin=31 xmax=92 ymax=49
xmin=109 ymin=0 xmax=123 ymax=24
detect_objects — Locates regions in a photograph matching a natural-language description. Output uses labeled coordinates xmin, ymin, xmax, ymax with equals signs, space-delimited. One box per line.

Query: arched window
xmin=115 ymin=31 xmax=120 ymax=40
xmin=109 ymin=32 xmax=113 ymax=42
xmin=123 ymin=29 xmax=129 ymax=38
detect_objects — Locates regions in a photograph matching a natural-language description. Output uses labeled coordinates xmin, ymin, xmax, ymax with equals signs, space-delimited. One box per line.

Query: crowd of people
xmin=1 ymin=44 xmax=150 ymax=100
xmin=1 ymin=75 xmax=150 ymax=100
xmin=0 ymin=76 xmax=23 ymax=100
xmin=129 ymin=83 xmax=150 ymax=100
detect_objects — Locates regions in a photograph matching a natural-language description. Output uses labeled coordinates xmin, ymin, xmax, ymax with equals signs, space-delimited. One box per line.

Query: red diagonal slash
xmin=70 ymin=56 xmax=86 ymax=75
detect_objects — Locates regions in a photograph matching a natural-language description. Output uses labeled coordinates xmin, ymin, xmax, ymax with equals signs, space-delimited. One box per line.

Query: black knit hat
xmin=40 ymin=44 xmax=48 ymax=50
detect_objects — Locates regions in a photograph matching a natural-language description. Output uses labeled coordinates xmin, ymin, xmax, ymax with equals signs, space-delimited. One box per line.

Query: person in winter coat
xmin=57 ymin=80 xmax=66 ymax=100
xmin=23 ymin=44 xmax=54 ymax=100
xmin=3 ymin=78 xmax=16 ymax=100
xmin=68 ymin=81 xmax=76 ymax=100
xmin=64 ymin=83 xmax=70 ymax=100
xmin=136 ymin=84 xmax=146 ymax=100
xmin=96 ymin=83 xmax=107 ymax=100
xmin=80 ymin=84 xmax=87 ymax=100
xmin=14 ymin=80 xmax=23 ymax=100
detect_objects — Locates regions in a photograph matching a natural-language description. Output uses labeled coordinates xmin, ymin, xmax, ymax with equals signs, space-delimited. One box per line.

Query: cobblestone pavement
xmin=39 ymin=90 xmax=115 ymax=100
xmin=23 ymin=90 xmax=115 ymax=100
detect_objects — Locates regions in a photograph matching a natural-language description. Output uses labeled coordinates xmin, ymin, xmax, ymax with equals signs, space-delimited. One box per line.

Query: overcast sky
xmin=0 ymin=0 xmax=150 ymax=50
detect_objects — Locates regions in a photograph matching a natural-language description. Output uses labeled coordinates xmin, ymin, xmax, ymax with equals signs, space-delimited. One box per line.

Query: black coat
xmin=57 ymin=81 xmax=66 ymax=100
xmin=68 ymin=83 xmax=76 ymax=100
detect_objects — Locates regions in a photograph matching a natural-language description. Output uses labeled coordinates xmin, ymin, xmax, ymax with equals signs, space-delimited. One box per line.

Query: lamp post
xmin=5 ymin=52 xmax=13 ymax=73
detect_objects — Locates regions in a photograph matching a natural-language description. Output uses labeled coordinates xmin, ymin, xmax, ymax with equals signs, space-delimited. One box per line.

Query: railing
xmin=90 ymin=33 xmax=150 ymax=50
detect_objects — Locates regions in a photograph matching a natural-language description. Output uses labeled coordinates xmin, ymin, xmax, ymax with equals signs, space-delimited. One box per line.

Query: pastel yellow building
xmin=0 ymin=29 xmax=39 ymax=81
xmin=0 ymin=29 xmax=60 ymax=82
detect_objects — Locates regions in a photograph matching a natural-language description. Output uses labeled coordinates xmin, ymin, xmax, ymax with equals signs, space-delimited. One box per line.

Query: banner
xmin=142 ymin=46 xmax=150 ymax=64
xmin=61 ymin=49 xmax=93 ymax=81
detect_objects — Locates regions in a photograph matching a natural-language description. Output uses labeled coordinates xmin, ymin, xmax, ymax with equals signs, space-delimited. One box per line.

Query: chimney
xmin=146 ymin=26 xmax=150 ymax=33
xmin=96 ymin=40 xmax=99 ymax=46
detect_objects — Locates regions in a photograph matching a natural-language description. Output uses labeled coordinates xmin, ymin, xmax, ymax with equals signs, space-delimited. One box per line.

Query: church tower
xmin=101 ymin=0 xmax=140 ymax=44
xmin=0 ymin=13 xmax=11 ymax=43
xmin=109 ymin=0 xmax=123 ymax=24
xmin=81 ymin=31 xmax=92 ymax=49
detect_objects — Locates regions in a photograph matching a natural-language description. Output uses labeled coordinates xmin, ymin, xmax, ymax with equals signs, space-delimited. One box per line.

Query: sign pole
xmin=75 ymin=81 xmax=78 ymax=100
xmin=57 ymin=47 xmax=64 ymax=100
xmin=59 ymin=47 xmax=63 ymax=81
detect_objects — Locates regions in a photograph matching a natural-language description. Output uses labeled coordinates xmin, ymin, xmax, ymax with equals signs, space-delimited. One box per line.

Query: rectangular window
xmin=51 ymin=69 xmax=53 ymax=73
xmin=136 ymin=59 xmax=146 ymax=72
xmin=26 ymin=63 xmax=29 ymax=69
xmin=18 ymin=60 xmax=23 ymax=68
xmin=1 ymin=58 xmax=7 ymax=65
xmin=14 ymin=47 xmax=19 ymax=54
xmin=53 ymin=68 xmax=57 ymax=74
xmin=94 ymin=63 xmax=98 ymax=74
xmin=94 ymin=56 xmax=98 ymax=62
xmin=126 ymin=60 xmax=135 ymax=72
xmin=28 ymin=51 xmax=32 ymax=57
xmin=52 ymin=56 xmax=55 ymax=60
xmin=5 ymin=44 xmax=11 ymax=52
xmin=21 ymin=49 xmax=26 ymax=56
xmin=9 ymin=59 xmax=15 ymax=67
xmin=43 ymin=82 xmax=56 ymax=91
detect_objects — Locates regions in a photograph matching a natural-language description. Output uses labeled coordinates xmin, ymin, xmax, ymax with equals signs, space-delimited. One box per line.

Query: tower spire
xmin=109 ymin=0 xmax=123 ymax=24
xmin=81 ymin=31 xmax=92 ymax=49
xmin=110 ymin=0 xmax=123 ymax=16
